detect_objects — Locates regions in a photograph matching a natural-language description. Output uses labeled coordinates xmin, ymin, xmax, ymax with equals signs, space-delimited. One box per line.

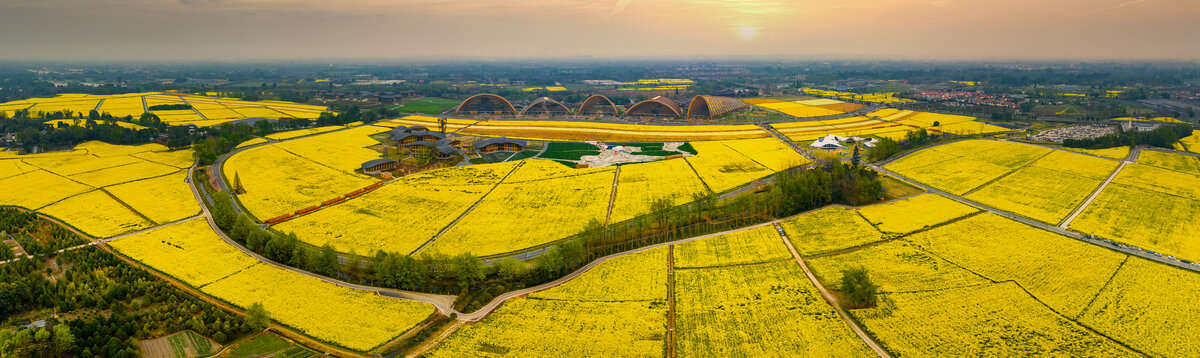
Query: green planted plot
xmin=537 ymin=142 xmax=601 ymax=161
xmin=166 ymin=331 xmax=215 ymax=358
xmin=392 ymin=97 xmax=460 ymax=114
xmin=226 ymin=333 xmax=291 ymax=358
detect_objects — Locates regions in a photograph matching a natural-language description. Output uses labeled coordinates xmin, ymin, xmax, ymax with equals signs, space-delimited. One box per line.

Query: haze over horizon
xmin=1 ymin=0 xmax=1198 ymax=62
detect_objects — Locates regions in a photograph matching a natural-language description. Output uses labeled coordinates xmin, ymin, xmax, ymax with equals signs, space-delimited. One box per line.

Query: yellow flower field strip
xmin=1110 ymin=163 xmax=1200 ymax=199
xmin=201 ymin=263 xmax=435 ymax=351
xmin=27 ymin=100 xmax=103 ymax=114
xmin=110 ymin=218 xmax=259 ymax=287
xmin=235 ymin=138 xmax=268 ymax=149
xmin=106 ymin=171 xmax=202 ymax=224
xmin=1177 ymin=130 xmax=1198 ymax=153
xmin=853 ymin=282 xmax=1135 ymax=357
xmin=0 ymin=159 xmax=39 ymax=180
xmin=684 ymin=141 xmax=773 ymax=193
xmin=885 ymin=140 xmax=1051 ymax=195
xmin=45 ymin=119 xmax=148 ymax=130
xmin=1137 ymin=150 xmax=1200 ymax=176
xmin=0 ymin=170 xmax=94 ymax=210
xmin=964 ymin=166 xmax=1104 ymax=224
xmin=130 ymin=149 xmax=195 ymax=168
xmin=425 ymin=170 xmax=615 ymax=256
xmin=779 ymin=206 xmax=884 ymax=256
xmin=674 ymin=261 xmax=873 ymax=357
xmin=23 ymin=152 xmax=144 ymax=176
xmin=905 ymin=213 xmax=1126 ymax=317
xmin=271 ymin=126 xmax=391 ymax=172
xmin=609 ymin=158 xmax=709 ymax=223
xmin=1060 ymin=146 xmax=1130 ymax=160
xmin=69 ymin=161 xmax=181 ymax=188
xmin=1029 ymin=150 xmax=1120 ymax=180
xmin=531 ymin=246 xmax=668 ymax=302
xmin=460 ymin=125 xmax=769 ymax=142
xmin=40 ymin=189 xmax=153 ymax=238
xmin=808 ymin=239 xmax=989 ymax=293
xmin=1077 ymin=258 xmax=1200 ymax=357
xmin=673 ymin=225 xmax=791 ymax=268
xmin=375 ymin=118 xmax=475 ymax=130
xmin=855 ymin=194 xmax=979 ymax=235
xmin=1071 ymin=183 xmax=1200 ymax=262
xmin=264 ymin=125 xmax=345 ymax=140
xmin=713 ymin=137 xmax=810 ymax=172
xmin=502 ymin=159 xmax=614 ymax=183
xmin=427 ymin=299 xmax=666 ymax=358
xmin=223 ymin=144 xmax=374 ymax=218
xmin=273 ymin=181 xmax=496 ymax=255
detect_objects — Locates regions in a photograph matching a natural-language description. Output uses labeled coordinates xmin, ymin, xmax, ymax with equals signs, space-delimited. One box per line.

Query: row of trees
xmin=0 ymin=248 xmax=254 ymax=358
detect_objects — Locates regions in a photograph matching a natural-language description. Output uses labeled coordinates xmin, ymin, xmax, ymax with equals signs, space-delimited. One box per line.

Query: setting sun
xmin=736 ymin=26 xmax=760 ymax=41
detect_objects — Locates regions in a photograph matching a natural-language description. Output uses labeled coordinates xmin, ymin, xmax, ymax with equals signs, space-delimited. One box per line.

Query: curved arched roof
xmin=456 ymin=93 xmax=517 ymax=115
xmin=685 ymin=95 xmax=749 ymax=119
xmin=520 ymin=97 xmax=572 ymax=116
xmin=578 ymin=95 xmax=620 ymax=116
xmin=626 ymin=96 xmax=682 ymax=118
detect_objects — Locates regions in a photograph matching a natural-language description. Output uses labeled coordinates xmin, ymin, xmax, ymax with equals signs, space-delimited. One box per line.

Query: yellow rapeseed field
xmin=455 ymin=118 xmax=769 ymax=142
xmin=429 ymin=247 xmax=669 ymax=357
xmin=69 ymin=161 xmax=180 ymax=187
xmin=675 ymin=261 xmax=872 ymax=357
xmin=609 ymin=158 xmax=709 ymax=223
xmin=40 ymin=190 xmax=153 ymax=238
xmin=426 ymin=168 xmax=615 ymax=256
xmin=779 ymin=206 xmax=884 ymax=256
xmin=45 ymin=119 xmax=148 ymax=130
xmin=106 ymin=171 xmax=201 ymax=224
xmin=884 ymin=140 xmax=1052 ymax=195
xmin=684 ymin=141 xmax=773 ymax=193
xmin=271 ymin=125 xmax=387 ymax=172
xmin=853 ymin=283 xmax=1134 ymax=357
xmin=1176 ymin=130 xmax=1198 ymax=153
xmin=264 ymin=125 xmax=344 ymax=140
xmin=428 ymin=299 xmax=666 ymax=357
xmin=808 ymin=240 xmax=989 ymax=293
xmin=965 ymin=151 xmax=1118 ymax=224
xmin=905 ymin=213 xmax=1126 ymax=317
xmin=1077 ymin=258 xmax=1200 ymax=357
xmin=1061 ymin=146 xmax=1130 ymax=160
xmin=672 ymin=226 xmax=791 ymax=268
xmin=1137 ymin=149 xmax=1200 ymax=176
xmin=855 ymin=194 xmax=979 ymax=234
xmin=110 ymin=218 xmax=259 ymax=287
xmin=223 ymin=145 xmax=374 ymax=219
xmin=202 ymin=263 xmax=436 ymax=351
xmin=235 ymin=138 xmax=268 ymax=149
xmin=0 ymin=92 xmax=330 ymax=126
xmin=0 ymin=170 xmax=93 ymax=210
xmin=1071 ymin=182 xmax=1200 ymax=262
xmin=713 ymin=137 xmax=810 ymax=171
xmin=531 ymin=247 xmax=667 ymax=302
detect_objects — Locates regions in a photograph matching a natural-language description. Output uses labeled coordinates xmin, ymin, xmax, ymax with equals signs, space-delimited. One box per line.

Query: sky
xmin=0 ymin=0 xmax=1198 ymax=61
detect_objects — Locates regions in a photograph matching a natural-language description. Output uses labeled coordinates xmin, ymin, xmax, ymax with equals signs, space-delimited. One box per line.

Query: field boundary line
xmin=409 ymin=161 xmax=524 ymax=256
xmin=672 ymin=257 xmax=793 ymax=271
xmin=718 ymin=141 xmax=775 ymax=173
xmin=960 ymin=149 xmax=1054 ymax=197
xmin=804 ymin=211 xmax=985 ymax=260
xmin=605 ymin=166 xmax=620 ymax=225
xmin=775 ymin=222 xmax=892 ymax=358
xmin=99 ymin=187 xmax=158 ymax=225
xmin=681 ymin=157 xmax=714 ymax=193
xmin=1075 ymin=256 xmax=1129 ymax=320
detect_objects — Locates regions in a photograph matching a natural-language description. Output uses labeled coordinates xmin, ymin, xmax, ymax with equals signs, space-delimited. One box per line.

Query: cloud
xmin=606 ymin=0 xmax=633 ymax=21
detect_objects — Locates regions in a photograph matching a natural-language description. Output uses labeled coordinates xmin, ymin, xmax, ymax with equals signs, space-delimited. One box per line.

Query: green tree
xmin=495 ymin=257 xmax=527 ymax=282
xmin=245 ymin=302 xmax=270 ymax=331
xmin=841 ymin=267 xmax=878 ymax=308
xmin=452 ymin=253 xmax=487 ymax=288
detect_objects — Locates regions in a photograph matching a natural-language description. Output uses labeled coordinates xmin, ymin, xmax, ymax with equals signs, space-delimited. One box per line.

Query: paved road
xmin=1059 ymin=161 xmax=1128 ymax=229
xmin=775 ymin=223 xmax=892 ymax=358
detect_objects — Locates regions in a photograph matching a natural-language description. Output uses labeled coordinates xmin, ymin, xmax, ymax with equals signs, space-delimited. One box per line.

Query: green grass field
xmin=392 ymin=97 xmax=460 ymax=114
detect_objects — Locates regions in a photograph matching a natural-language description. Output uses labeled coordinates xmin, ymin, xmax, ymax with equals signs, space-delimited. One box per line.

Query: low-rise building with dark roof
xmin=361 ymin=158 xmax=399 ymax=174
xmin=407 ymin=138 xmax=458 ymax=159
xmin=475 ymin=137 xmax=526 ymax=153
xmin=391 ymin=127 xmax=446 ymax=144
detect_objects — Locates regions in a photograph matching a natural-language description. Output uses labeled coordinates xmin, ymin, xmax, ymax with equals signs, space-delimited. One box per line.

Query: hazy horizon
xmin=1 ymin=0 xmax=1198 ymax=62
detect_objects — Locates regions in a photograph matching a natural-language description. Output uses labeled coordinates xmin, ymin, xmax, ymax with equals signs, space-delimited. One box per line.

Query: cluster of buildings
xmin=454 ymin=93 xmax=749 ymax=120
xmin=913 ymin=90 xmax=1022 ymax=109
xmin=315 ymin=90 xmax=417 ymax=104
xmin=360 ymin=125 xmax=527 ymax=174
xmin=1028 ymin=124 xmax=1115 ymax=143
